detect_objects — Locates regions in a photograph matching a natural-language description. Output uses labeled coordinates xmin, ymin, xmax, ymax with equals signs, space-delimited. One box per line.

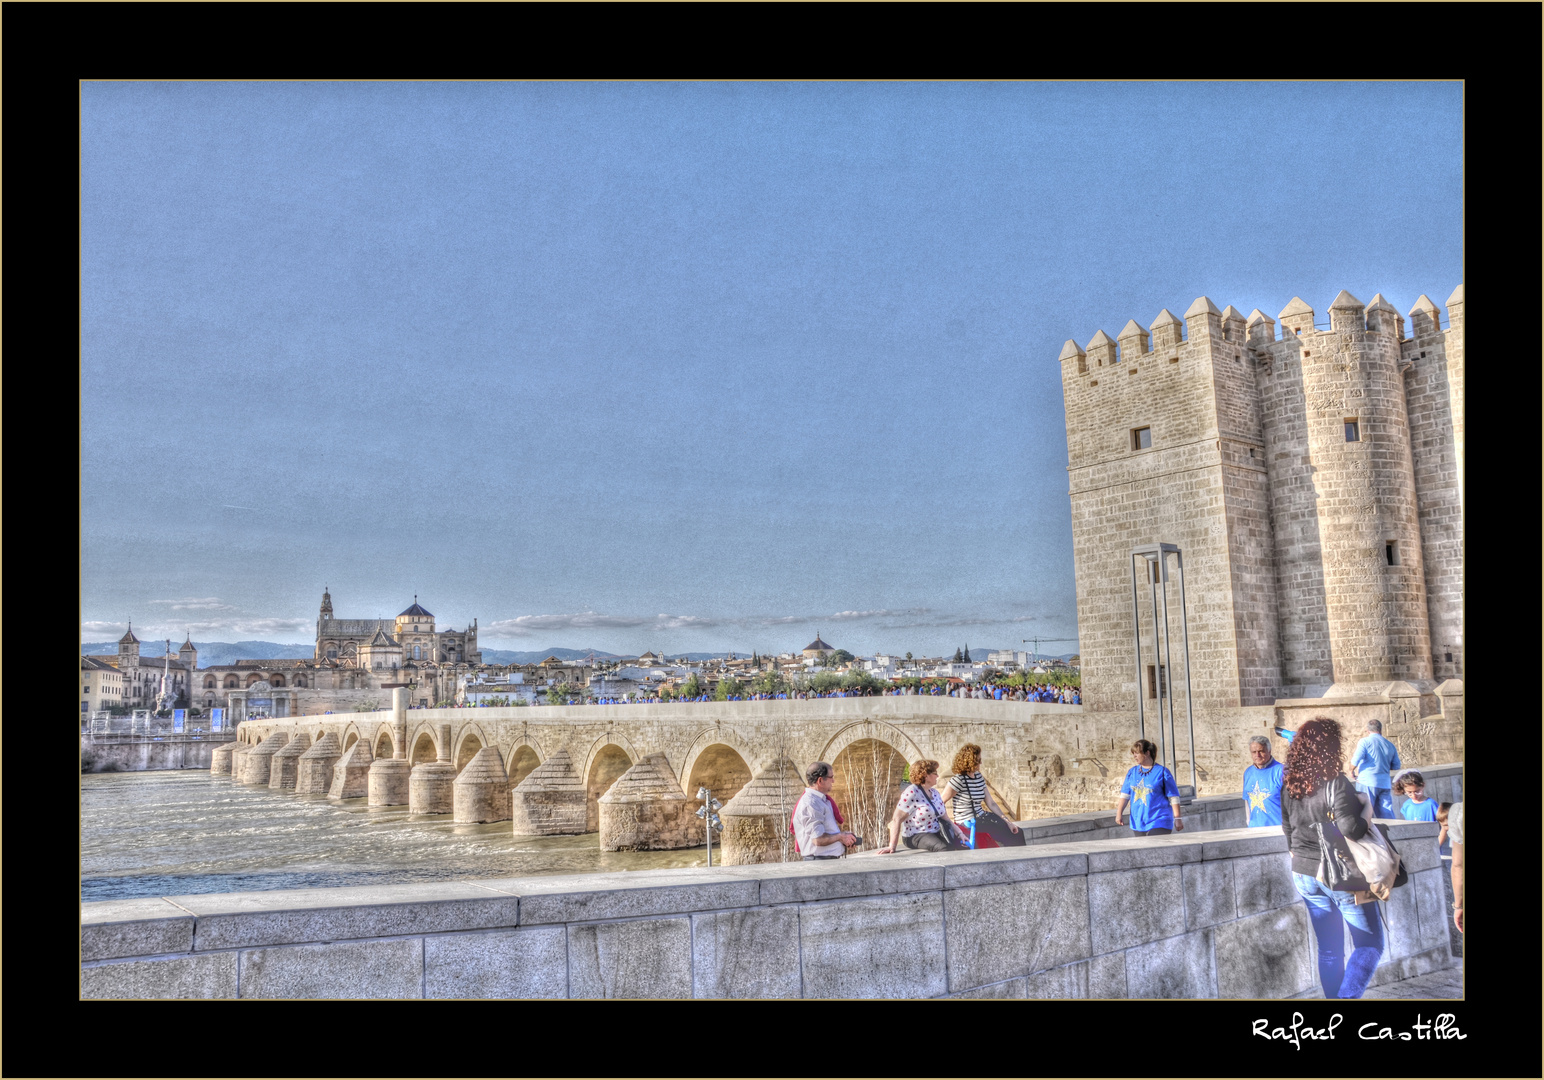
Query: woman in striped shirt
xmin=942 ymin=743 xmax=1025 ymax=847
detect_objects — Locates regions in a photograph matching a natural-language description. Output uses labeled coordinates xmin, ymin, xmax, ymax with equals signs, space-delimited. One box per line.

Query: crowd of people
xmin=550 ymin=681 xmax=1078 ymax=706
xmin=789 ymin=714 xmax=1461 ymax=1002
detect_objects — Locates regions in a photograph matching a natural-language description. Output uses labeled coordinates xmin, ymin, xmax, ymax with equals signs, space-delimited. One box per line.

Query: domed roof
xmin=399 ymin=596 xmax=433 ymax=618
xmin=119 ymin=626 xmax=139 ymax=645
xmin=804 ymin=635 xmax=833 ymax=652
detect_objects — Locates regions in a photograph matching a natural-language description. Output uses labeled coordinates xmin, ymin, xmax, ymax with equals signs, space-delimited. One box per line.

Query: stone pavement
xmin=1361 ymin=959 xmax=1463 ymax=999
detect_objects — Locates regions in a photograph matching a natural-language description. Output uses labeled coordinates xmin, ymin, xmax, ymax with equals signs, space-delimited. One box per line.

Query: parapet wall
xmin=81 ymin=817 xmax=1453 ymax=999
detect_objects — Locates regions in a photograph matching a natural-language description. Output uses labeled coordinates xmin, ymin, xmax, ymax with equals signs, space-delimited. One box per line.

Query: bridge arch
xmin=583 ymin=733 xmax=639 ymax=833
xmin=409 ymin=727 xmax=439 ymax=766
xmin=821 ymin=720 xmax=923 ymax=855
xmin=373 ymin=724 xmax=397 ymax=761
xmin=680 ymin=728 xmax=755 ymax=802
xmin=505 ymin=742 xmax=542 ymax=788
xmin=453 ymin=722 xmax=490 ymax=774
xmin=341 ymin=723 xmax=361 ymax=753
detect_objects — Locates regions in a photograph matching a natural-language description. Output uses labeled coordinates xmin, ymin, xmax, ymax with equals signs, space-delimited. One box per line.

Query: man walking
xmin=1242 ymin=734 xmax=1285 ymax=827
xmin=1350 ymin=719 xmax=1402 ymax=820
xmin=793 ymin=762 xmax=858 ymax=860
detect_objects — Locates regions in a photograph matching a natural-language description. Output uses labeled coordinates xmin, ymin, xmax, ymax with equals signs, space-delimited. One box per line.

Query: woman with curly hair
xmin=877 ymin=759 xmax=969 ymax=853
xmin=1280 ymin=717 xmax=1385 ymax=999
xmin=942 ymin=744 xmax=1024 ymax=847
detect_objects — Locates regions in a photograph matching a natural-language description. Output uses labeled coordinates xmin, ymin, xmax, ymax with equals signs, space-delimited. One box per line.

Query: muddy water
xmin=81 ymin=771 xmax=710 ymax=902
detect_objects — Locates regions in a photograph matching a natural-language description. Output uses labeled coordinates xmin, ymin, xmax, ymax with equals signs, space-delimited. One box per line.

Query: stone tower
xmin=118 ymin=625 xmax=141 ymax=669
xmin=1060 ymin=287 xmax=1462 ymax=712
xmin=179 ymin=632 xmax=198 ymax=673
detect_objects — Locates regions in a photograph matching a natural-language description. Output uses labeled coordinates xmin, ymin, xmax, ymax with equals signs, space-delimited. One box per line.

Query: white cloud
xmin=151 ymin=597 xmax=238 ymax=612
xmin=483 ymin=612 xmax=724 ymax=638
xmin=81 ymin=616 xmax=313 ymax=643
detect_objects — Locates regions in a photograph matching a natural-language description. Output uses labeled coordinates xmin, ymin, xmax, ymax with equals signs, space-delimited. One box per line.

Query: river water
xmin=81 ymin=771 xmax=709 ymax=902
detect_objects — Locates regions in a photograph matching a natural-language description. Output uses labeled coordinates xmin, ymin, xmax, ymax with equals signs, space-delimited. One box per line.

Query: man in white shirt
xmin=794 ymin=762 xmax=857 ymax=860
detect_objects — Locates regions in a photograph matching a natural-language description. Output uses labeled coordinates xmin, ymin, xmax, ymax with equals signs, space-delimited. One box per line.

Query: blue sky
xmin=81 ymin=82 xmax=1462 ymax=656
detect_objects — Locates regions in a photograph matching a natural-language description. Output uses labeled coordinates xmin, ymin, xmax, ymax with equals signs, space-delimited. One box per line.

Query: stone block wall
xmin=80 ymin=820 xmax=1453 ymax=999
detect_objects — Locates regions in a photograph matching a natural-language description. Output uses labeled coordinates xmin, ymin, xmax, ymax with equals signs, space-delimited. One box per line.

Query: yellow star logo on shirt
xmin=1132 ymin=782 xmax=1152 ymax=805
xmin=1248 ymin=780 xmax=1269 ymax=813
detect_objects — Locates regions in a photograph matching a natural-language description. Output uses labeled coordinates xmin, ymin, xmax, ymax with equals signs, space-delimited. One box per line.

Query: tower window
xmin=1444 ymin=652 xmax=1453 ymax=663
xmin=1132 ymin=427 xmax=1152 ymax=450
xmin=1344 ymin=418 xmax=1360 ymax=442
xmin=1385 ymin=540 xmax=1399 ymax=566
xmin=1146 ymin=664 xmax=1167 ymax=698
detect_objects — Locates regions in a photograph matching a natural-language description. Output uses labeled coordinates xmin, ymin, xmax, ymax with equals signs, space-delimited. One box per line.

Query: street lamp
xmin=694 ymin=785 xmax=723 ymax=866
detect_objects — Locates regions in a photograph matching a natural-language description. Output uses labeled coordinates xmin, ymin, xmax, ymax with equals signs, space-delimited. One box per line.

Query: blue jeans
xmin=1356 ymin=783 xmax=1396 ymax=819
xmin=1293 ymin=872 xmax=1384 ymax=998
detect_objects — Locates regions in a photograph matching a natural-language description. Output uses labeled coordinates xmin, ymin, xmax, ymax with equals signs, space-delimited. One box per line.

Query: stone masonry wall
xmin=80 ymin=819 xmax=1454 ymax=999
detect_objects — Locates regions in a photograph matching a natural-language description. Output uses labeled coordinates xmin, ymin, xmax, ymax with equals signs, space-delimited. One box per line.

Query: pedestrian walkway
xmin=1361 ymin=960 xmax=1463 ymax=1000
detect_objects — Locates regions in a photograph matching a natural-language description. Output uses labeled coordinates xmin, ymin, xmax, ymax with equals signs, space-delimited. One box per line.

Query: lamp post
xmin=694 ymin=785 xmax=723 ymax=866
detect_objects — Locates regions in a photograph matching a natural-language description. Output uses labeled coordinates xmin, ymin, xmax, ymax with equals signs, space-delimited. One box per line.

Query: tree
xmin=829 ymin=649 xmax=855 ymax=666
xmin=963 ymin=644 xmax=971 ymax=663
xmin=680 ymin=674 xmax=704 ymax=699
xmin=714 ymin=676 xmax=743 ymax=701
xmin=953 ymin=647 xmax=963 ymax=662
xmin=905 ymin=652 xmax=913 ymax=661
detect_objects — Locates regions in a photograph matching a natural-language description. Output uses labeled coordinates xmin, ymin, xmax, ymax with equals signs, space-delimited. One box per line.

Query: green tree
xmin=715 ymin=676 xmax=743 ymax=701
xmin=905 ymin=652 xmax=913 ymax=661
xmin=963 ymin=644 xmax=971 ymax=662
xmin=953 ymin=647 xmax=963 ymax=662
xmin=680 ymin=674 xmax=704 ymax=699
xmin=829 ymin=649 xmax=855 ymax=665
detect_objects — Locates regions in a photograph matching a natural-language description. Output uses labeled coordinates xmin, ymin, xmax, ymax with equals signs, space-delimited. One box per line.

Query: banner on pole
xmin=173 ymin=710 xmax=186 ymax=733
xmin=210 ymin=708 xmax=224 ymax=731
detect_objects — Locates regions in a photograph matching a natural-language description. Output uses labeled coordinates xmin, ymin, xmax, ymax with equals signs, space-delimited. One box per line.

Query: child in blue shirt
xmin=1116 ymin=738 xmax=1183 ymax=835
xmin=1395 ymin=770 xmax=1439 ymax=822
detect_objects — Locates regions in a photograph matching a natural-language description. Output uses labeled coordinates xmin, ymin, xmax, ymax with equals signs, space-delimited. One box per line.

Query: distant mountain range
xmin=83 ymin=640 xmax=1075 ymax=668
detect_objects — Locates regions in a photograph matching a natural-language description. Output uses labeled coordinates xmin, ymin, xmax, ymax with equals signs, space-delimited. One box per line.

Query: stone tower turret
xmin=179 ymin=632 xmax=198 ymax=672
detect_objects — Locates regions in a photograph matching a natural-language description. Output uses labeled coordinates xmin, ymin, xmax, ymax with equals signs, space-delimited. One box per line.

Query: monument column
xmin=368 ymin=688 xmax=412 ymax=806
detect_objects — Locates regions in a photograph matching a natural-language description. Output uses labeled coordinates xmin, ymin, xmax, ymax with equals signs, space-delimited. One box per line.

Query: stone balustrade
xmin=80 ymin=819 xmax=1454 ymax=999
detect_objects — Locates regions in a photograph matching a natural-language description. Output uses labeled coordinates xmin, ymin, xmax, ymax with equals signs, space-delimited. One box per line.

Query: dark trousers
xmin=903 ymin=829 xmax=968 ymax=852
xmin=1132 ymin=827 xmax=1172 ymax=836
xmin=970 ymin=811 xmax=1027 ymax=847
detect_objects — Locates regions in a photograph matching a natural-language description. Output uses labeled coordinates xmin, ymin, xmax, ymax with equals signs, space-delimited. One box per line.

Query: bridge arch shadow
xmin=503 ymin=738 xmax=543 ymax=788
xmin=410 ymin=730 xmax=439 ymax=766
xmin=684 ymin=741 xmax=753 ymax=805
xmin=454 ymin=723 xmax=489 ymax=775
xmin=583 ymin=734 xmax=639 ymax=833
xmin=373 ymin=724 xmax=396 ymax=761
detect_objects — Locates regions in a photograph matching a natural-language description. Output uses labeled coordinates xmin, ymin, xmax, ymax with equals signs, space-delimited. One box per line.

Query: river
xmin=81 ymin=771 xmax=710 ymax=902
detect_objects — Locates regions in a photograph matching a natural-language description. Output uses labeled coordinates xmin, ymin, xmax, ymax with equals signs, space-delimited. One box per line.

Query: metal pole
xmin=1148 ymin=557 xmax=1165 ymax=770
xmin=1175 ymin=551 xmax=1197 ymax=790
xmin=705 ymin=788 xmax=713 ymax=867
xmin=1158 ymin=552 xmax=1179 ymax=777
xmin=1130 ymin=553 xmax=1145 ymax=743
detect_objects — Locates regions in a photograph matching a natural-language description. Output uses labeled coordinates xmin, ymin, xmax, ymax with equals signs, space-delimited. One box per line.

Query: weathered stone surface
xmin=424 ymin=927 xmax=567 ymax=998
xmin=1088 ymin=866 xmax=1185 ymax=955
xmin=453 ymin=746 xmax=511 ymax=823
xmin=295 ymin=733 xmax=342 ymax=795
xmin=749 ymin=859 xmax=945 ymax=906
xmin=567 ymin=918 xmax=692 ymax=999
xmin=238 ymin=732 xmax=289 ymax=785
xmin=944 ymin=876 xmax=1091 ymax=991
xmin=1087 ymin=950 xmax=1128 ymax=998
xmin=1382 ymin=869 xmax=1422 ymax=960
xmin=408 ymin=760 xmax=457 ymax=815
xmin=719 ymin=758 xmax=804 ymax=865
xmin=210 ymin=741 xmax=238 ymax=776
xmin=1214 ymin=905 xmax=1313 ymax=999
xmin=1182 ymin=858 xmax=1236 ymax=930
xmin=167 ymin=882 xmax=519 ymax=950
xmin=268 ymin=732 xmax=311 ymax=790
xmin=1232 ymin=852 xmax=1300 ymax=917
xmin=941 ymin=847 xmax=1088 ymax=888
xmin=1199 ymin=827 xmax=1287 ymax=860
xmin=1023 ymin=961 xmax=1087 ymax=999
xmin=1410 ymin=867 xmax=1452 ymax=955
xmin=239 ymin=938 xmax=423 ymax=998
xmin=81 ymin=898 xmax=195 ymax=962
xmin=81 ymin=953 xmax=236 ymax=999
xmin=949 ymin=977 xmax=1026 ymax=999
xmin=1394 ymin=831 xmax=1443 ymax=874
xmin=1085 ymin=839 xmax=1202 ymax=873
xmin=493 ymin=870 xmax=759 ymax=926
xmin=367 ymin=757 xmax=411 ymax=807
xmin=691 ymin=907 xmax=801 ymax=999
xmin=598 ymin=753 xmax=697 ymax=851
xmin=510 ymin=748 xmax=587 ymax=835
xmin=799 ymin=892 xmax=946 ymax=998
xmin=328 ymin=738 xmax=374 ymax=799
xmin=1125 ymin=926 xmax=1216 ymax=999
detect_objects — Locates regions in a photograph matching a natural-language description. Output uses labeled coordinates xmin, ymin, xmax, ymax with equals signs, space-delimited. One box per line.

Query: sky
xmin=81 ymin=82 xmax=1463 ymax=657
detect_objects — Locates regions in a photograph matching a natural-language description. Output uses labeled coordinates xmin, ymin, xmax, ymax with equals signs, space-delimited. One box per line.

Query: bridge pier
xmin=328 ymin=737 xmax=374 ymax=799
xmin=268 ymin=733 xmax=311 ymax=790
xmin=409 ymin=723 xmax=456 ymax=815
xmin=598 ymin=753 xmax=698 ymax=851
xmin=453 ymin=746 xmax=511 ymax=823
xmin=210 ymin=742 xmax=239 ymax=777
xmin=367 ymin=689 xmax=412 ymax=806
xmin=510 ymin=748 xmax=587 ymax=835
xmin=720 ymin=758 xmax=805 ymax=865
xmin=240 ymin=733 xmax=290 ymax=785
xmin=296 ymin=733 xmax=342 ymax=794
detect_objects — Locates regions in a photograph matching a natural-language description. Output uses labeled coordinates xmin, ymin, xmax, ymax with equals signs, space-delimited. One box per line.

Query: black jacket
xmin=1280 ymin=774 xmax=1368 ymax=878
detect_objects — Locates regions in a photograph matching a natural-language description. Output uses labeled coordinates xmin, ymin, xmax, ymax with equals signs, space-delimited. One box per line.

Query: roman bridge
xmin=217 ymin=682 xmax=1462 ymax=862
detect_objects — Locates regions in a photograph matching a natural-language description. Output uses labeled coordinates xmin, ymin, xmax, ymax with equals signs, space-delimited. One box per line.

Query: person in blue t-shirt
xmin=1350 ymin=719 xmax=1401 ymax=819
xmin=1394 ymin=770 xmax=1439 ymax=821
xmin=1117 ymin=739 xmax=1184 ymax=835
xmin=1242 ymin=734 xmax=1285 ymax=827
